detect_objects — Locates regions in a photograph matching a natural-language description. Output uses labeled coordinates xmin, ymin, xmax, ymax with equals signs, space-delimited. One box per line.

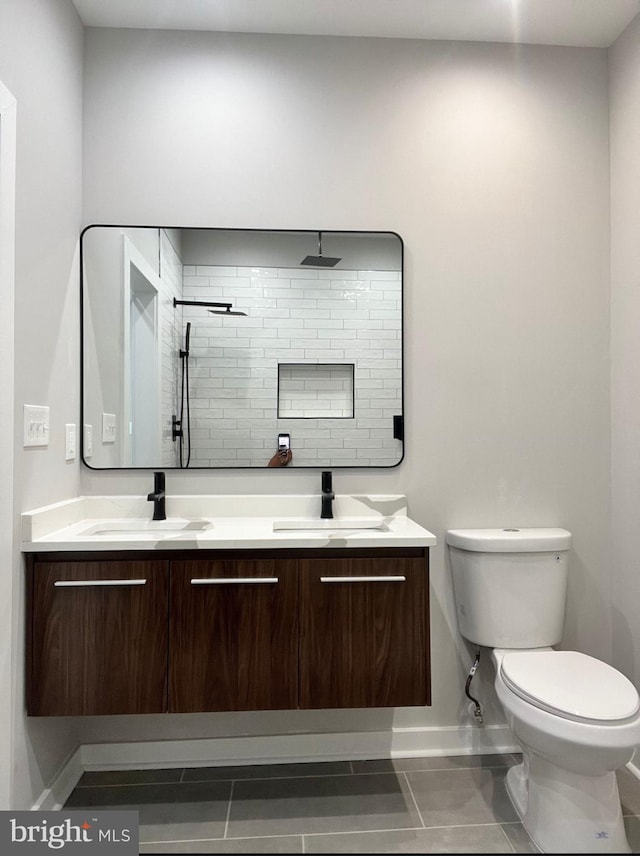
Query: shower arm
xmin=173 ymin=298 xmax=233 ymax=310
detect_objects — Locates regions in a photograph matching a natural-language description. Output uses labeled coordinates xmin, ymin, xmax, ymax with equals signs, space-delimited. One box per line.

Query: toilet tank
xmin=446 ymin=528 xmax=572 ymax=649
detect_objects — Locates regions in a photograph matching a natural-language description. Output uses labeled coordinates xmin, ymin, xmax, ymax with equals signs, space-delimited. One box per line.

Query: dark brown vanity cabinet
xmin=26 ymin=549 xmax=429 ymax=716
xmin=27 ymin=559 xmax=169 ymax=716
xmin=169 ymin=559 xmax=299 ymax=713
xmin=299 ymin=557 xmax=429 ymax=709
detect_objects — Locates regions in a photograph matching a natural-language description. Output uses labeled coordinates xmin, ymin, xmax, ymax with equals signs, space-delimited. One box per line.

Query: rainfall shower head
xmin=208 ymin=306 xmax=247 ymax=317
xmin=301 ymin=231 xmax=341 ymax=267
xmin=173 ymin=297 xmax=246 ymax=316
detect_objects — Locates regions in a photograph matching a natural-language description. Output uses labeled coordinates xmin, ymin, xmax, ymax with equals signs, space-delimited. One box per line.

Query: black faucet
xmin=147 ymin=471 xmax=166 ymax=521
xmin=321 ymin=470 xmax=334 ymax=519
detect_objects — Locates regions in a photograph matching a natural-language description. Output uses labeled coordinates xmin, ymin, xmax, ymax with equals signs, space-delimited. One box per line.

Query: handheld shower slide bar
xmin=174 ymin=321 xmax=191 ymax=468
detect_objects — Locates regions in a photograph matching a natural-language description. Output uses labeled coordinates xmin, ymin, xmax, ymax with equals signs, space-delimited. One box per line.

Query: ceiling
xmin=71 ymin=0 xmax=640 ymax=48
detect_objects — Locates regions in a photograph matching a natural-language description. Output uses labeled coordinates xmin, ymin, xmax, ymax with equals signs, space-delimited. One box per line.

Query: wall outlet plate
xmin=65 ymin=423 xmax=76 ymax=461
xmin=84 ymin=424 xmax=93 ymax=458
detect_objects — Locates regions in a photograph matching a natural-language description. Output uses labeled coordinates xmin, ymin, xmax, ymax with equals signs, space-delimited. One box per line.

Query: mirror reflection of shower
xmin=172 ymin=297 xmax=247 ymax=468
xmin=175 ymin=321 xmax=191 ymax=468
xmin=124 ymin=237 xmax=162 ymax=467
xmin=81 ymin=227 xmax=404 ymax=470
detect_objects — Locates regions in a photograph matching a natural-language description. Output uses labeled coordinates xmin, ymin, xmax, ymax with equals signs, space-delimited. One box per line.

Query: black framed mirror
xmin=81 ymin=226 xmax=404 ymax=469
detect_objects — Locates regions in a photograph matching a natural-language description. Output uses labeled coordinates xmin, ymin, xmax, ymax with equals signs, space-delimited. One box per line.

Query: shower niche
xmin=81 ymin=226 xmax=404 ymax=469
xmin=277 ymin=364 xmax=355 ymax=419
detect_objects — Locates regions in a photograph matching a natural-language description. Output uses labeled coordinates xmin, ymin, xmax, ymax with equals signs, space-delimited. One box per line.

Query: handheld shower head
xmin=180 ymin=321 xmax=191 ymax=359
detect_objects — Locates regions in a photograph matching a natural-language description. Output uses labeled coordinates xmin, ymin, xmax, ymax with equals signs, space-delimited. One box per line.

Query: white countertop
xmin=21 ymin=495 xmax=437 ymax=552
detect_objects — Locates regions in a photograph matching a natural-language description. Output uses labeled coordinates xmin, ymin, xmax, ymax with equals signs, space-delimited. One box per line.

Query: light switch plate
xmin=23 ymin=404 xmax=49 ymax=447
xmin=65 ymin=423 xmax=76 ymax=461
xmin=84 ymin=424 xmax=93 ymax=458
xmin=102 ymin=413 xmax=116 ymax=444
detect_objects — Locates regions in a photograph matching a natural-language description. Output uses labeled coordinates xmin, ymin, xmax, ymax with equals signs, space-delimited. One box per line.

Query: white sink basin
xmin=77 ymin=518 xmax=213 ymax=538
xmin=273 ymin=518 xmax=389 ymax=532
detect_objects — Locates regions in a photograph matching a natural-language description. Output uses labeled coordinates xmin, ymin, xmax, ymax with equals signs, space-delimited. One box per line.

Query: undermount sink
xmin=77 ymin=518 xmax=213 ymax=538
xmin=272 ymin=518 xmax=389 ymax=532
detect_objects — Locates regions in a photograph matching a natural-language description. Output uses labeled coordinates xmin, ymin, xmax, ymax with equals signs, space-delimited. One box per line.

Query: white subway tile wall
xmin=167 ymin=261 xmax=402 ymax=467
xmin=159 ymin=231 xmax=183 ymax=467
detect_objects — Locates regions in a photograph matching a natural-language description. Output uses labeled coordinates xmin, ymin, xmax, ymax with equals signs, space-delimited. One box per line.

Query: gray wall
xmin=0 ymin=0 xmax=84 ymax=810
xmin=79 ymin=29 xmax=612 ymax=746
xmin=181 ymin=229 xmax=401 ymax=270
xmin=610 ymin=15 xmax=640 ymax=691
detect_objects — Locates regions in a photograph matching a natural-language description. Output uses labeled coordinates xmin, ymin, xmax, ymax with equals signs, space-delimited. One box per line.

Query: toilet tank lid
xmin=445 ymin=528 xmax=572 ymax=552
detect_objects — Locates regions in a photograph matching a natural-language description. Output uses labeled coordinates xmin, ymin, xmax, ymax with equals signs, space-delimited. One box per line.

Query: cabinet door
xmin=28 ymin=560 xmax=169 ymax=716
xmin=169 ymin=559 xmax=298 ymax=712
xmin=299 ymin=556 xmax=429 ymax=709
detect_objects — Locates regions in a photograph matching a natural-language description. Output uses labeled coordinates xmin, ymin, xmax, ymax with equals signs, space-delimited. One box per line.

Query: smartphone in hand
xmin=278 ymin=433 xmax=290 ymax=454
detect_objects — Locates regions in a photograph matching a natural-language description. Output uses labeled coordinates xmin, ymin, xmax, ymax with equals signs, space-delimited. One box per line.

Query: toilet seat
xmin=500 ymin=650 xmax=640 ymax=724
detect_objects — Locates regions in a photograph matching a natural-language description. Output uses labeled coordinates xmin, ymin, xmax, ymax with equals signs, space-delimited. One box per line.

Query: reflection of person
xmin=268 ymin=449 xmax=292 ymax=467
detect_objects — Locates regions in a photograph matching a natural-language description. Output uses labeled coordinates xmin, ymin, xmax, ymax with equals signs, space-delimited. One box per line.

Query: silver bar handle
xmin=320 ymin=575 xmax=406 ymax=583
xmin=191 ymin=577 xmax=278 ymax=585
xmin=54 ymin=579 xmax=147 ymax=588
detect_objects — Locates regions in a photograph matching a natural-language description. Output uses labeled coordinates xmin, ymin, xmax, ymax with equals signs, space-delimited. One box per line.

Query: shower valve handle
xmin=171 ymin=415 xmax=183 ymax=440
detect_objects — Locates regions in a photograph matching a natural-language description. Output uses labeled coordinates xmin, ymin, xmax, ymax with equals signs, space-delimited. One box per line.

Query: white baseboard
xmin=626 ymin=758 xmax=640 ymax=780
xmin=79 ymin=724 xmax=519 ymax=771
xmin=31 ymin=746 xmax=84 ymax=811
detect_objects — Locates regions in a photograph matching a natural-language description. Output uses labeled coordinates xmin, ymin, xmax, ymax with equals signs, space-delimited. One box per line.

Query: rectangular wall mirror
xmin=81 ymin=226 xmax=404 ymax=469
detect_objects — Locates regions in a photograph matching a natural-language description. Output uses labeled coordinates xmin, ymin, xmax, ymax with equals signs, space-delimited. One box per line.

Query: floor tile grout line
xmin=222 ymin=779 xmax=234 ymax=840
xmin=76 ymin=778 xmax=183 ymax=788
xmin=141 ymin=833 xmax=303 ymax=845
xmin=302 ymin=821 xmax=523 ymax=837
xmin=401 ymin=770 xmax=427 ymax=829
xmin=76 ymin=770 xmax=358 ymax=788
xmin=75 ymin=762 xmax=516 ymax=789
xmin=141 ymin=821 xmax=525 ymax=847
xmin=496 ymin=821 xmax=519 ymax=854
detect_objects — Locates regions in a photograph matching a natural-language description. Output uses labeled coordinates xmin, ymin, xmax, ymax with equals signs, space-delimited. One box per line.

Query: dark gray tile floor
xmin=64 ymin=754 xmax=640 ymax=853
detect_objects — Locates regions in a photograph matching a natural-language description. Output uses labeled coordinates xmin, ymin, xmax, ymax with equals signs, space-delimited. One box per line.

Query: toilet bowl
xmin=493 ymin=648 xmax=640 ymax=853
xmin=446 ymin=527 xmax=640 ymax=853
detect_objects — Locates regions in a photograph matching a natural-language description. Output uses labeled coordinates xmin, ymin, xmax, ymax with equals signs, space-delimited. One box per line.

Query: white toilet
xmin=446 ymin=527 xmax=640 ymax=854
